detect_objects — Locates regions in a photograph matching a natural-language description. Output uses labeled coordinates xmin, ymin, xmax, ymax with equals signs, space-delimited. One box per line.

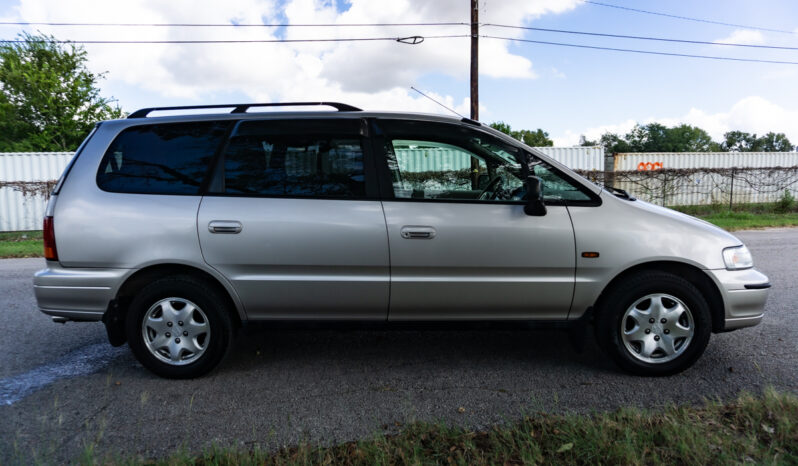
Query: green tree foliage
xmin=489 ymin=121 xmax=553 ymax=147
xmin=721 ymin=131 xmax=793 ymax=152
xmin=721 ymin=130 xmax=759 ymax=152
xmin=623 ymin=123 xmax=717 ymax=152
xmin=0 ymin=32 xmax=123 ymax=152
xmin=756 ymin=132 xmax=793 ymax=152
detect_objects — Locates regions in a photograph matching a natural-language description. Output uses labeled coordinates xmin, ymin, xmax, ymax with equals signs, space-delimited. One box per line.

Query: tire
xmin=595 ymin=271 xmax=712 ymax=376
xmin=126 ymin=276 xmax=234 ymax=379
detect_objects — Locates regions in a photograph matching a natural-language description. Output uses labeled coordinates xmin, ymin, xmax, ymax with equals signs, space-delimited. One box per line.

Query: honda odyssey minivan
xmin=33 ymin=102 xmax=771 ymax=378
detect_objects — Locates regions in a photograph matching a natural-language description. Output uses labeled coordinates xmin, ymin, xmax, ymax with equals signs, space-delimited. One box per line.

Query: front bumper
xmin=706 ymin=268 xmax=770 ymax=331
xmin=33 ymin=262 xmax=129 ymax=321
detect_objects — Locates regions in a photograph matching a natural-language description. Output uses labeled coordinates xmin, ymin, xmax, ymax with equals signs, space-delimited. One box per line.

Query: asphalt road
xmin=1 ymin=228 xmax=797 ymax=463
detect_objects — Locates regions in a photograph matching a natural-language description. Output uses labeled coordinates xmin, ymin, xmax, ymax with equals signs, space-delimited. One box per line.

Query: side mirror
xmin=524 ymin=176 xmax=547 ymax=216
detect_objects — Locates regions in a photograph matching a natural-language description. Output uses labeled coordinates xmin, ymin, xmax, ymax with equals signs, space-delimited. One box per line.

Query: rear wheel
xmin=596 ymin=271 xmax=712 ymax=376
xmin=126 ymin=276 xmax=233 ymax=378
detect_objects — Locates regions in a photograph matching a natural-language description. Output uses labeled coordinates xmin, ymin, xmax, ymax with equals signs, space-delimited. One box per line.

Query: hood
xmin=607 ymin=193 xmax=743 ymax=246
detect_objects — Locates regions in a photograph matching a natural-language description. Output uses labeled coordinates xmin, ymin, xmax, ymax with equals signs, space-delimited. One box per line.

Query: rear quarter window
xmin=97 ymin=121 xmax=228 ymax=194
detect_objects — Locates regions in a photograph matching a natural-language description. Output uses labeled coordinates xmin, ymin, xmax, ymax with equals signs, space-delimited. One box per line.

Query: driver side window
xmin=385 ymin=139 xmax=522 ymax=202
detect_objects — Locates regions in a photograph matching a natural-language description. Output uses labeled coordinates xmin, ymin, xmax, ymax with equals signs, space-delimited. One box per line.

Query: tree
xmin=488 ymin=121 xmax=553 ymax=147
xmin=622 ymin=123 xmax=717 ymax=152
xmin=721 ymin=130 xmax=758 ymax=152
xmin=0 ymin=32 xmax=123 ymax=152
xmin=756 ymin=132 xmax=793 ymax=152
xmin=598 ymin=132 xmax=631 ymax=154
xmin=665 ymin=124 xmax=718 ymax=152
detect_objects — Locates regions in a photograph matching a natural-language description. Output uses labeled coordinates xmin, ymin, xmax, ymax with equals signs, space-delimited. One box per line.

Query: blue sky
xmin=1 ymin=0 xmax=797 ymax=146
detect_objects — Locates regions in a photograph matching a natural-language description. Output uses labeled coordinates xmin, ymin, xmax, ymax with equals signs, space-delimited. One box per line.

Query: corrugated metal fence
xmin=0 ymin=152 xmax=73 ymax=231
xmin=3 ymin=148 xmax=796 ymax=231
xmin=613 ymin=152 xmax=798 ymax=206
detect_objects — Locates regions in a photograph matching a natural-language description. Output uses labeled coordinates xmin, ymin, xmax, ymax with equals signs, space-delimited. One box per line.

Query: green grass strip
xmin=0 ymin=230 xmax=43 ymax=258
xmin=74 ymin=388 xmax=796 ymax=465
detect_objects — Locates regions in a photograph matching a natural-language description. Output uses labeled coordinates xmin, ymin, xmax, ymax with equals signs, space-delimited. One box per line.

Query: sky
xmin=1 ymin=0 xmax=797 ymax=147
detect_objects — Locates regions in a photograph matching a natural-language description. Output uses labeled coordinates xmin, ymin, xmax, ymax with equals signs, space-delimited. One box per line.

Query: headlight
xmin=723 ymin=245 xmax=753 ymax=270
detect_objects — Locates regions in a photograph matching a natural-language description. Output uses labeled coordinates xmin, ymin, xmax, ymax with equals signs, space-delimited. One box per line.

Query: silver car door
xmin=373 ymin=119 xmax=591 ymax=320
xmin=198 ymin=118 xmax=389 ymax=320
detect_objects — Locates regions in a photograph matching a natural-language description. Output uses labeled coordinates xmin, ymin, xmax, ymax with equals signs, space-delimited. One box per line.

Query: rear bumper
xmin=33 ymin=262 xmax=129 ymax=321
xmin=706 ymin=268 xmax=770 ymax=331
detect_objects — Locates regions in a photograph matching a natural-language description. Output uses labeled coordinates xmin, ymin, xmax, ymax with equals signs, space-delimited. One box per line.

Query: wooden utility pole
xmin=470 ymin=0 xmax=478 ymax=121
xmin=470 ymin=0 xmax=480 ymax=188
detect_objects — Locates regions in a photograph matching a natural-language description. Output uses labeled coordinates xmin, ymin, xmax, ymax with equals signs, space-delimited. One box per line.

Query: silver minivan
xmin=33 ymin=102 xmax=770 ymax=378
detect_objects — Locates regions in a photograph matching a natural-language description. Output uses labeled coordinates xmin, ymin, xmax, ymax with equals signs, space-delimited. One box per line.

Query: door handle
xmin=208 ymin=220 xmax=242 ymax=234
xmin=400 ymin=226 xmax=436 ymax=239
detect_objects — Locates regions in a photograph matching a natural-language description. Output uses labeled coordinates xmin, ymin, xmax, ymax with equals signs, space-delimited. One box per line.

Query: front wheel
xmin=126 ymin=276 xmax=234 ymax=378
xmin=596 ymin=271 xmax=712 ymax=376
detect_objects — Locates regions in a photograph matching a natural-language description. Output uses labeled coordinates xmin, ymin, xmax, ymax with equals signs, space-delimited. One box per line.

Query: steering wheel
xmin=478 ymin=176 xmax=503 ymax=200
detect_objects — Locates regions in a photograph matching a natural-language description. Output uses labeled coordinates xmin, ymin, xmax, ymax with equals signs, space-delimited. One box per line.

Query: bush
xmin=775 ymin=190 xmax=796 ymax=213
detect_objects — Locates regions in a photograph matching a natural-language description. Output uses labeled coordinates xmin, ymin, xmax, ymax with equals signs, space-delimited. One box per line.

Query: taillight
xmin=43 ymin=216 xmax=58 ymax=261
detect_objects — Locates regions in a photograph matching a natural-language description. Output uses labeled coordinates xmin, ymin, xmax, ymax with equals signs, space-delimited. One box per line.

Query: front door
xmin=198 ymin=118 xmax=389 ymax=320
xmin=373 ymin=119 xmax=590 ymax=320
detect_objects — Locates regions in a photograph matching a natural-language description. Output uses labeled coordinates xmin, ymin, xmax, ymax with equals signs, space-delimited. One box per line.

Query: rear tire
xmin=595 ymin=271 xmax=712 ymax=376
xmin=126 ymin=276 xmax=233 ymax=378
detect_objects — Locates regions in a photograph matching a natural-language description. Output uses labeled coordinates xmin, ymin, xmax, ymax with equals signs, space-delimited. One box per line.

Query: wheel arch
xmin=593 ymin=261 xmax=725 ymax=333
xmin=103 ymin=263 xmax=245 ymax=346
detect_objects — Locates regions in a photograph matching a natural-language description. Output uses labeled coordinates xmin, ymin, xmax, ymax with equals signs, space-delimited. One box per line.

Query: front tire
xmin=126 ymin=276 xmax=233 ymax=378
xmin=596 ymin=271 xmax=712 ymax=376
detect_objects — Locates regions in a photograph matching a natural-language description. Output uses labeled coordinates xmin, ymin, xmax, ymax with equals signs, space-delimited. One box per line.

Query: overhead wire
xmin=584 ymin=0 xmax=798 ymax=35
xmin=483 ymin=24 xmax=798 ymax=51
xmin=0 ymin=34 xmax=468 ymax=44
xmin=0 ymin=20 xmax=468 ymax=28
xmin=482 ymin=35 xmax=798 ymax=65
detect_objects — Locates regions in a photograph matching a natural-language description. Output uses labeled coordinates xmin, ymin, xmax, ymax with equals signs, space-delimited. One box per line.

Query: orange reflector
xmin=581 ymin=252 xmax=600 ymax=258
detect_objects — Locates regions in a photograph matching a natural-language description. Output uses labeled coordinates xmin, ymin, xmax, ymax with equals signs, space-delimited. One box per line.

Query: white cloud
xmin=553 ymin=96 xmax=798 ymax=147
xmin=713 ymin=29 xmax=765 ymax=45
xmin=4 ymin=0 xmax=582 ymax=113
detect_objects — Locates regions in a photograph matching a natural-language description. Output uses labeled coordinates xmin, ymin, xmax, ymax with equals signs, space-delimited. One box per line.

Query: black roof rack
xmin=127 ymin=102 xmax=362 ymax=119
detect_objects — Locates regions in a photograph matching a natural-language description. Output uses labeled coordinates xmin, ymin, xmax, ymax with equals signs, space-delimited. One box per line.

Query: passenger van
xmin=34 ymin=102 xmax=771 ymax=378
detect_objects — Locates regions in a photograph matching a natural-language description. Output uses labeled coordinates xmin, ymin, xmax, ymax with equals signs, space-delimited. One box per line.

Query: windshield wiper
xmin=604 ymin=186 xmax=636 ymax=201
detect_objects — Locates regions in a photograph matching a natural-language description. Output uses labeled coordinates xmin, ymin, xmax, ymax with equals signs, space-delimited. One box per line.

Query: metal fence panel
xmin=0 ymin=152 xmax=74 ymax=231
xmin=614 ymin=152 xmax=798 ymax=171
xmin=533 ymin=146 xmax=604 ymax=171
xmin=612 ymin=152 xmax=798 ymax=206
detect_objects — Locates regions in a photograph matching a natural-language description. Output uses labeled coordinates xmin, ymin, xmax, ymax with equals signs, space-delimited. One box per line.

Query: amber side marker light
xmin=581 ymin=251 xmax=600 ymax=258
xmin=43 ymin=216 xmax=58 ymax=261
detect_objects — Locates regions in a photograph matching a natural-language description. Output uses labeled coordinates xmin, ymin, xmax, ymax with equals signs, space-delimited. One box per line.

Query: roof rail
xmin=127 ymin=102 xmax=362 ymax=119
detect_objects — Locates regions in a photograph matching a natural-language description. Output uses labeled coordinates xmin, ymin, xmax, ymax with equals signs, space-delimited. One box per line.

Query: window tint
xmin=387 ymin=140 xmax=491 ymax=199
xmin=97 ymin=122 xmax=228 ymax=194
xmin=531 ymin=163 xmax=592 ymax=202
xmin=379 ymin=120 xmax=592 ymax=204
xmin=381 ymin=121 xmax=526 ymax=202
xmin=223 ymin=119 xmax=366 ymax=198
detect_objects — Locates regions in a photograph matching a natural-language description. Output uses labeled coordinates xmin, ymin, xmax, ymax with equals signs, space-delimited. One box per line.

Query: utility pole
xmin=470 ymin=0 xmax=480 ymax=188
xmin=470 ymin=0 xmax=478 ymax=121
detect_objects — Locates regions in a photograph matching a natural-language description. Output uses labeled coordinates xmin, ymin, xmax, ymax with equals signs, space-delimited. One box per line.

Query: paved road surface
xmin=1 ymin=228 xmax=796 ymax=463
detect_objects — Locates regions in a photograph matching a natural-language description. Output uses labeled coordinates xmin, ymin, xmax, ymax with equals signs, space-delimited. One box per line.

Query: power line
xmin=0 ymin=20 xmax=468 ymax=28
xmin=584 ymin=1 xmax=798 ymax=35
xmin=484 ymin=24 xmax=798 ymax=51
xmin=0 ymin=34 xmax=467 ymax=44
xmin=3 ymin=32 xmax=797 ymax=66
xmin=484 ymin=35 xmax=798 ymax=65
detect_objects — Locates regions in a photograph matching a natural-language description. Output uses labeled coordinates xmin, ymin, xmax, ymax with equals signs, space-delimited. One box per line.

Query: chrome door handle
xmin=208 ymin=220 xmax=242 ymax=234
xmin=400 ymin=226 xmax=436 ymax=239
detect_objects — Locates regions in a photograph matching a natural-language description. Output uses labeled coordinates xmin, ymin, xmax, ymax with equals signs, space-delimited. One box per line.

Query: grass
xmin=672 ymin=201 xmax=798 ymax=231
xmin=57 ymin=388 xmax=795 ymax=465
xmin=0 ymin=230 xmax=43 ymax=258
